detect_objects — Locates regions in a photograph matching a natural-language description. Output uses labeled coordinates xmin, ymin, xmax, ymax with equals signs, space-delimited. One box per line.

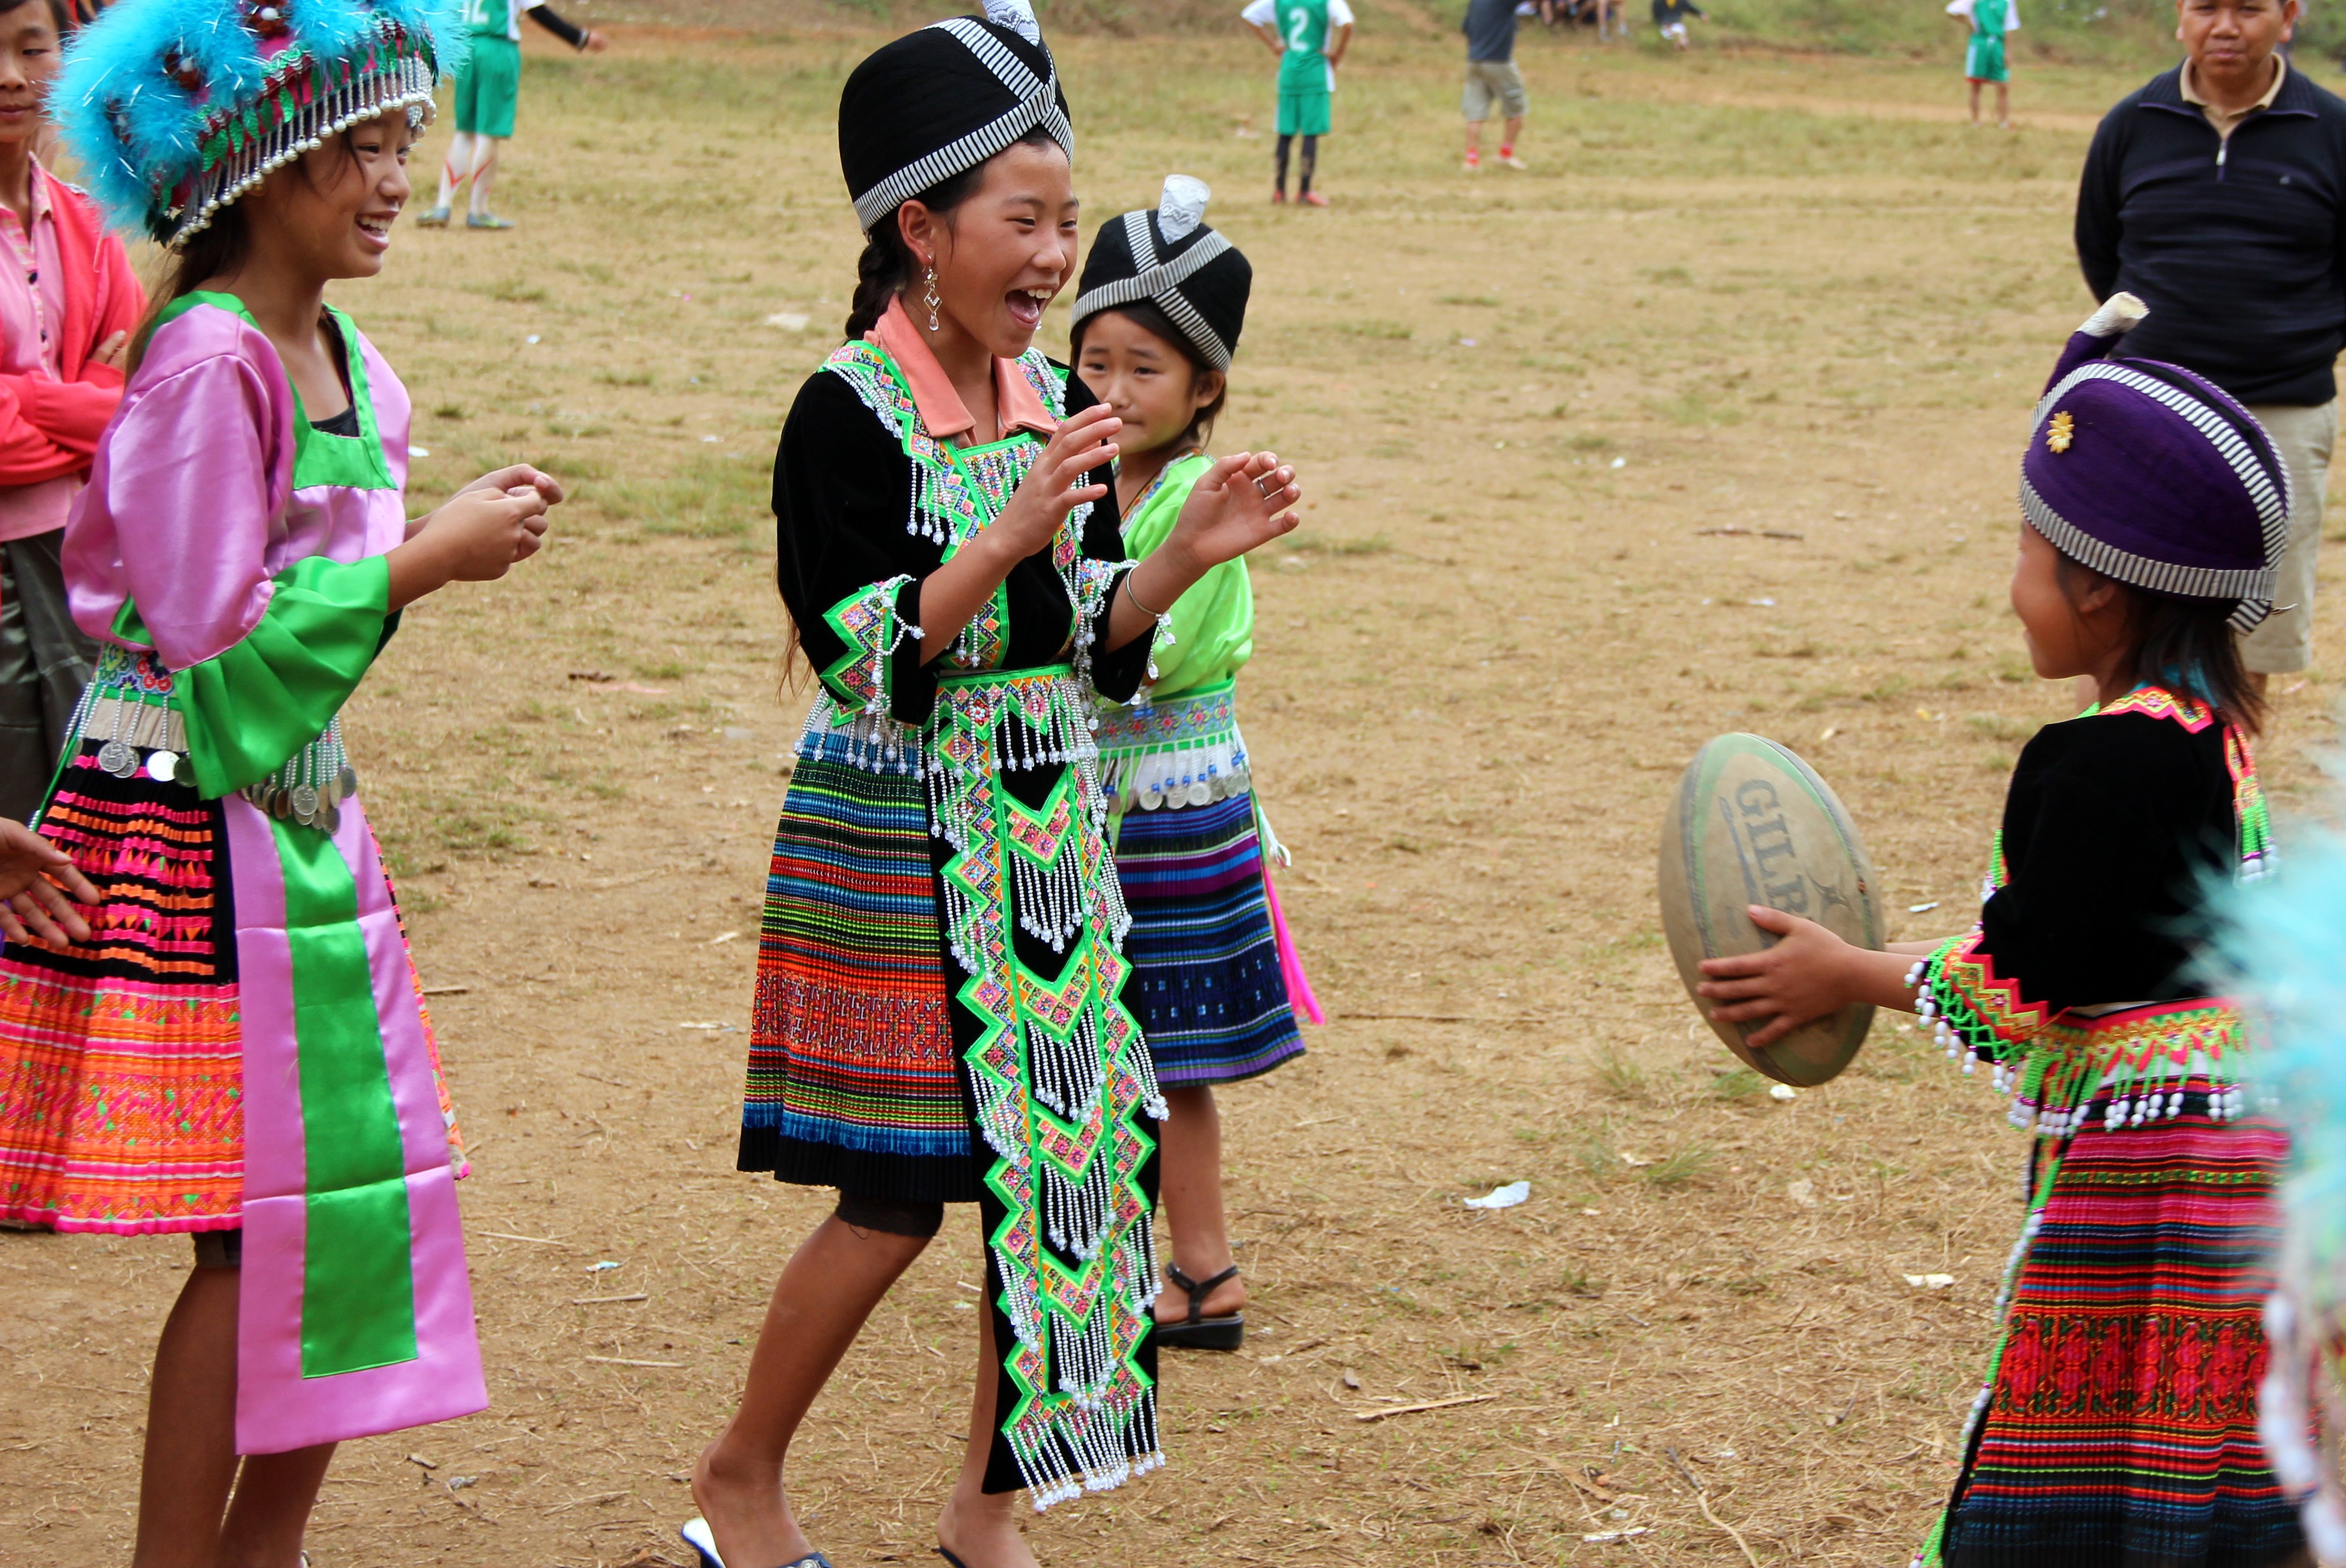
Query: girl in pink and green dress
xmin=0 ymin=0 xmax=562 ymax=1555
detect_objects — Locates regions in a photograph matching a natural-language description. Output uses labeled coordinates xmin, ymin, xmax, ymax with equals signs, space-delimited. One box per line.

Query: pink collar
xmin=871 ymin=296 xmax=1056 ymax=443
xmin=1 ymin=160 xmax=56 ymax=236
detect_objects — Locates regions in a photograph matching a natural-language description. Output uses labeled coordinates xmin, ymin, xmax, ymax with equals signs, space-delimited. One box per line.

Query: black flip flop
xmin=1155 ymin=1263 xmax=1244 ymax=1351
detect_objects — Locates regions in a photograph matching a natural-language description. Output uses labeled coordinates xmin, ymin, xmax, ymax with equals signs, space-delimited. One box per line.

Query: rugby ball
xmin=1657 ymin=733 xmax=1884 ymax=1087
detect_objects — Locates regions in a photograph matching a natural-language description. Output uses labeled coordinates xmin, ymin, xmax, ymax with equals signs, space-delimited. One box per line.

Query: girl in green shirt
xmin=1073 ymin=178 xmax=1320 ymax=1352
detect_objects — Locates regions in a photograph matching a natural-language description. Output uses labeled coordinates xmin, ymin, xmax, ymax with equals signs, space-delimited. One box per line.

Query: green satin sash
xmin=110 ymin=554 xmax=388 ymax=799
xmin=273 ymin=816 xmax=417 ymax=1375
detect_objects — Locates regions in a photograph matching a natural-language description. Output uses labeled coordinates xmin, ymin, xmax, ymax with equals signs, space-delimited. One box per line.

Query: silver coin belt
xmin=79 ymin=690 xmax=356 ymax=834
xmin=241 ymin=717 xmax=359 ymax=835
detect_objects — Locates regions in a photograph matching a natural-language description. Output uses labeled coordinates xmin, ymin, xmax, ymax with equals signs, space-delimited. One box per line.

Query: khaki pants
xmin=2240 ymin=399 xmax=2337 ymax=674
xmin=0 ymin=528 xmax=95 ymax=823
xmin=1462 ymin=59 xmax=1528 ymax=122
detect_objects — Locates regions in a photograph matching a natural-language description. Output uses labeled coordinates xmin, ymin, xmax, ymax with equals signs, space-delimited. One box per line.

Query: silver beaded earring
xmin=922 ymin=264 xmax=942 ymax=333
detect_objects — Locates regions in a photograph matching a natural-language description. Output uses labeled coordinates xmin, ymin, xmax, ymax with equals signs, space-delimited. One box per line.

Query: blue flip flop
xmin=678 ymin=1517 xmax=830 ymax=1568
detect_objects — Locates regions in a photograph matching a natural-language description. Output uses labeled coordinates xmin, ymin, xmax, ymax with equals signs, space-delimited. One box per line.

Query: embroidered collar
xmin=2093 ymin=685 xmax=2215 ymax=731
xmin=870 ymin=296 xmax=1056 ymax=444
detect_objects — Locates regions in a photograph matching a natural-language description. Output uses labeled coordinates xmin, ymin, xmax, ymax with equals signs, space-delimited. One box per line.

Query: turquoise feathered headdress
xmin=56 ymin=0 xmax=465 ymax=248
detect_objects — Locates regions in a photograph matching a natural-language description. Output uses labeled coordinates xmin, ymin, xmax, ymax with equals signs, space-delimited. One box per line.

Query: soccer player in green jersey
xmin=1242 ymin=0 xmax=1353 ymax=206
xmin=419 ymin=0 xmax=607 ymax=231
xmin=1946 ymin=0 xmax=2019 ymax=129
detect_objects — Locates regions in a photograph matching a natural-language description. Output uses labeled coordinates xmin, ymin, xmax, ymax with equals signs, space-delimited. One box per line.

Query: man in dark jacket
xmin=1462 ymin=0 xmax=1529 ymax=172
xmin=2075 ymin=0 xmax=2346 ymax=684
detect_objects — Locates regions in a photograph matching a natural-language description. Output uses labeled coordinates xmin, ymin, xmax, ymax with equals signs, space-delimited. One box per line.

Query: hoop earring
xmin=922 ymin=265 xmax=942 ymax=333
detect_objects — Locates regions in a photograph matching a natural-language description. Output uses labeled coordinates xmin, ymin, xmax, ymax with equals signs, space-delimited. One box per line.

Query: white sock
xmin=436 ymin=131 xmax=472 ymax=211
xmin=468 ymin=136 xmax=503 ymax=217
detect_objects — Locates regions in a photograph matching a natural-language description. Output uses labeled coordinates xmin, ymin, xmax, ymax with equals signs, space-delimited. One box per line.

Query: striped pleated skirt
xmin=1926 ymin=1081 xmax=2306 ymax=1567
xmin=738 ymin=720 xmax=978 ymax=1201
xmin=1112 ymin=792 xmax=1304 ymax=1087
xmin=0 ymin=742 xmax=244 ymax=1231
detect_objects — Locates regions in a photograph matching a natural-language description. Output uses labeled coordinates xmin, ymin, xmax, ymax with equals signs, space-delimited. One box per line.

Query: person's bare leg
xmin=694 ymin=1216 xmax=929 ymax=1567
xmin=936 ymin=1296 xmax=1037 ymax=1568
xmin=216 ymin=1443 xmax=337 ymax=1568
xmin=1154 ymin=1084 xmax=1244 ymax=1324
xmin=132 ymin=1267 xmax=241 ymax=1568
xmin=1996 ymin=80 xmax=2011 ymax=127
xmin=1465 ymin=116 xmax=1484 ymax=163
xmin=1504 ymin=115 xmax=1526 ymax=154
xmin=1969 ymin=79 xmax=1983 ymax=123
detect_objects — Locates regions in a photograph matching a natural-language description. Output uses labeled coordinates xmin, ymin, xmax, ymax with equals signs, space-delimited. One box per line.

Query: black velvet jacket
xmin=1977 ymin=709 xmax=2239 ymax=1011
xmin=2075 ymin=63 xmax=2346 ymax=406
xmin=771 ymin=356 xmax=1149 ymax=722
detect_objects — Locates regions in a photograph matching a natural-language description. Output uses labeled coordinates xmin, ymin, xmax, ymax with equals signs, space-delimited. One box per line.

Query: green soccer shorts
xmin=1277 ymin=86 xmax=1332 ymax=137
xmin=453 ymin=34 xmax=522 ymax=138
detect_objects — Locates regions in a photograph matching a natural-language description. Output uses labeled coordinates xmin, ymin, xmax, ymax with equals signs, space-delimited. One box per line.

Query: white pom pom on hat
xmin=2075 ymin=290 xmax=2149 ymax=341
xmin=1157 ymin=175 xmax=1211 ymax=243
xmin=984 ymin=0 xmax=1042 ymax=43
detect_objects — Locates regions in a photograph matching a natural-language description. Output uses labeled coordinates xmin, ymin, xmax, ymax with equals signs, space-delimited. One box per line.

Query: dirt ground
xmin=8 ymin=21 xmax=2340 ymax=1568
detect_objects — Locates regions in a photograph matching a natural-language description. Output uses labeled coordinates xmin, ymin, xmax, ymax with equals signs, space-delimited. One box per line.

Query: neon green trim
xmin=172 ymin=555 xmax=391 ymax=797
xmin=145 ymin=292 xmax=395 ymax=491
xmin=109 ymin=597 xmax=151 ymax=645
xmin=272 ymin=816 xmax=419 ymax=1377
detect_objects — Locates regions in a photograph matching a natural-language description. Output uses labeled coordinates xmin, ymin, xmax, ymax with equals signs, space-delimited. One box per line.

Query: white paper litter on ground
xmin=1770 ymin=1083 xmax=1798 ymax=1101
xmin=1463 ymin=1180 xmax=1530 ymax=1210
xmin=1903 ymin=1273 xmax=1956 ymax=1289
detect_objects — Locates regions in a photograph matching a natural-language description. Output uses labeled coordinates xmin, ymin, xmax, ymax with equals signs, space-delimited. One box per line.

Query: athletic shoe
xmin=466 ymin=212 xmax=515 ymax=230
xmin=1497 ymin=154 xmax=1529 ymax=171
xmin=414 ymin=206 xmax=451 ymax=228
xmin=1272 ymin=187 xmax=1287 ymax=204
xmin=1463 ymin=154 xmax=1481 ymax=172
xmin=1299 ymin=191 xmax=1329 ymax=206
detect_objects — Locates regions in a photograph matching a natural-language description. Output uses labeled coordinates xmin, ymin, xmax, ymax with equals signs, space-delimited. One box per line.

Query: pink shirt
xmin=870 ymin=296 xmax=1057 ymax=441
xmin=66 ymin=302 xmax=413 ymax=670
xmin=0 ymin=164 xmax=79 ymax=543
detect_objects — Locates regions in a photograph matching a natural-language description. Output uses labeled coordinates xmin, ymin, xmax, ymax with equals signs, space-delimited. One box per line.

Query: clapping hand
xmin=1163 ymin=451 xmax=1301 ymax=573
xmin=990 ymin=403 xmax=1119 ymax=561
xmin=0 ymin=819 xmax=99 ymax=947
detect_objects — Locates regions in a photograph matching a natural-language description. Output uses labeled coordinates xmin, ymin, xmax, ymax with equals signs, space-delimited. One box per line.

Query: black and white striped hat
xmin=837 ymin=1 xmax=1073 ymax=236
xmin=1072 ymin=177 xmax=1253 ymax=371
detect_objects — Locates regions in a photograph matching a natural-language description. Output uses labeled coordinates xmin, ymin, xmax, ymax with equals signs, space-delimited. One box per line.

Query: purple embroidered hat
xmin=2022 ymin=292 xmax=2289 ymax=631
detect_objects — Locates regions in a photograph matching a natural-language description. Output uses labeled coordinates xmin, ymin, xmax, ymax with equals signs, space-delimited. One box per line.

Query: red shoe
xmin=1272 ymin=187 xmax=1287 ymax=204
xmin=1299 ymin=191 xmax=1329 ymax=207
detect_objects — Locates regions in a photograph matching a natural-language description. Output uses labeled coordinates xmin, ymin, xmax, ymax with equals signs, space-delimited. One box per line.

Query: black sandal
xmin=1156 ymin=1263 xmax=1245 ymax=1351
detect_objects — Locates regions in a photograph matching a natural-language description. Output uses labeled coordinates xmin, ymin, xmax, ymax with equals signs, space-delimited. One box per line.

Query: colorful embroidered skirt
xmin=1924 ymin=1077 xmax=2304 ymax=1567
xmin=1 ymin=647 xmax=484 ymax=1453
xmin=741 ymin=676 xmax=1165 ymax=1504
xmin=739 ymin=710 xmax=977 ymax=1201
xmin=1112 ymin=792 xmax=1304 ymax=1086
xmin=0 ymin=742 xmax=243 ymax=1231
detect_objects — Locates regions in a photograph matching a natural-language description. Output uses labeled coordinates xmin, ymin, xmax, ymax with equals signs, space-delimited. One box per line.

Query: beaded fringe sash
xmin=930 ymin=663 xmax=1165 ymax=1504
